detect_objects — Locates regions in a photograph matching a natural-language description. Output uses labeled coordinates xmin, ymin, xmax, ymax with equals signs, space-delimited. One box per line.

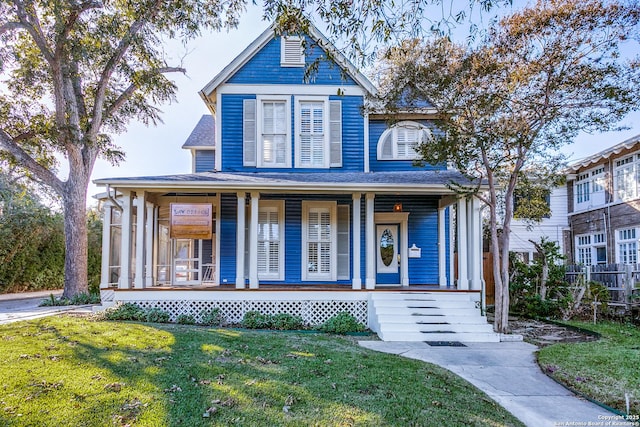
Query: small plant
xmin=176 ymin=314 xmax=196 ymax=325
xmin=242 ymin=311 xmax=271 ymax=329
xmin=270 ymin=313 xmax=304 ymax=330
xmin=199 ymin=307 xmax=224 ymax=326
xmin=40 ymin=292 xmax=101 ymax=307
xmin=320 ymin=312 xmax=366 ymax=334
xmin=103 ymin=303 xmax=146 ymax=321
xmin=145 ymin=308 xmax=170 ymax=323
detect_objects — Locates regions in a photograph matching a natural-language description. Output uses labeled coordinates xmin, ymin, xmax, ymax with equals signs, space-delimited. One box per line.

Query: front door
xmin=376 ymin=224 xmax=401 ymax=285
xmin=173 ymin=239 xmax=202 ymax=285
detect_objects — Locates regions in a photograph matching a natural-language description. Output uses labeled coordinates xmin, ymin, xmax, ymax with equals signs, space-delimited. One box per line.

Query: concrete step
xmin=370 ymin=292 xmax=478 ymax=302
xmin=378 ymin=331 xmax=501 ymax=342
xmin=375 ymin=314 xmax=491 ymax=324
xmin=380 ymin=322 xmax=495 ymax=334
xmin=372 ymin=299 xmax=477 ymax=309
xmin=373 ymin=306 xmax=479 ymax=316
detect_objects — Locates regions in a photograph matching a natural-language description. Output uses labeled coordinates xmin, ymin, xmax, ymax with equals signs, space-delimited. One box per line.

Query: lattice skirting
xmin=129 ymin=299 xmax=368 ymax=326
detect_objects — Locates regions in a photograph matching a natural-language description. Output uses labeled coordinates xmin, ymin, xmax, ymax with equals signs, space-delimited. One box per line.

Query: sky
xmin=88 ymin=2 xmax=640 ymax=202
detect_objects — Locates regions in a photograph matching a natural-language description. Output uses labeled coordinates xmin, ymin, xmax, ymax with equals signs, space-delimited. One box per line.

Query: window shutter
xmin=329 ymin=100 xmax=342 ymax=167
xmin=337 ymin=205 xmax=350 ymax=280
xmin=243 ymin=99 xmax=256 ymax=166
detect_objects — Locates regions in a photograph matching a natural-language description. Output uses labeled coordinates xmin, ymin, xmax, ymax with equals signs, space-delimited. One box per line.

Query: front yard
xmin=0 ymin=316 xmax=522 ymax=426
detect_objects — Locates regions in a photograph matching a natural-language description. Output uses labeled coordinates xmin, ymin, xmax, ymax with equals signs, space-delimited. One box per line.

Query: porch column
xmin=352 ymin=193 xmax=362 ymax=289
xmin=400 ymin=217 xmax=409 ymax=286
xmin=144 ymin=202 xmax=154 ymax=287
xmin=249 ymin=192 xmax=259 ymax=289
xmin=467 ymin=197 xmax=483 ymax=291
xmin=438 ymin=206 xmax=447 ymax=288
xmin=235 ymin=192 xmax=246 ymax=289
xmin=100 ymin=204 xmax=112 ymax=289
xmin=134 ymin=192 xmax=146 ymax=289
xmin=119 ymin=192 xmax=133 ymax=289
xmin=456 ymin=198 xmax=469 ymax=290
xmin=365 ymin=193 xmax=376 ymax=289
xmin=449 ymin=206 xmax=455 ymax=288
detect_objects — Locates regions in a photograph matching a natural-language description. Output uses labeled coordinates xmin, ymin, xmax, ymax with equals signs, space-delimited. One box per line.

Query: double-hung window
xmin=243 ymin=97 xmax=291 ymax=168
xmin=615 ymin=154 xmax=640 ymax=202
xmin=302 ymin=201 xmax=337 ymax=281
xmin=257 ymin=201 xmax=284 ymax=280
xmin=295 ymin=97 xmax=342 ymax=168
xmin=616 ymin=228 xmax=638 ymax=265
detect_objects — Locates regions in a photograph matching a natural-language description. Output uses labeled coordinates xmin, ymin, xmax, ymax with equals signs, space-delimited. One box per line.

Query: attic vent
xmin=281 ymin=36 xmax=304 ymax=67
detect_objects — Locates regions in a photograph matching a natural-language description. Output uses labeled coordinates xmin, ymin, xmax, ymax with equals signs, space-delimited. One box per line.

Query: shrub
xmin=176 ymin=314 xmax=196 ymax=325
xmin=145 ymin=308 xmax=170 ymax=323
xmin=242 ymin=311 xmax=271 ymax=329
xmin=199 ymin=307 xmax=224 ymax=326
xmin=40 ymin=292 xmax=101 ymax=307
xmin=103 ymin=303 xmax=146 ymax=321
xmin=270 ymin=313 xmax=304 ymax=330
xmin=320 ymin=312 xmax=366 ymax=334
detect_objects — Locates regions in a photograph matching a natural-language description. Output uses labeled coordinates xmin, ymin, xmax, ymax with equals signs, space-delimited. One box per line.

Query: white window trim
xmin=614 ymin=152 xmax=640 ymax=202
xmin=376 ymin=121 xmax=431 ymax=161
xmin=574 ymin=166 xmax=606 ymax=208
xmin=295 ymin=96 xmax=330 ymax=169
xmin=257 ymin=200 xmax=285 ymax=280
xmin=302 ymin=201 xmax=337 ymax=281
xmin=280 ymin=36 xmax=305 ymax=67
xmin=575 ymin=232 xmax=608 ymax=266
xmin=256 ymin=95 xmax=291 ymax=168
xmin=615 ymin=227 xmax=639 ymax=264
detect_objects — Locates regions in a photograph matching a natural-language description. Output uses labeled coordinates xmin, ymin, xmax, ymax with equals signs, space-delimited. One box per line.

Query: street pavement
xmin=0 ymin=289 xmax=93 ymax=324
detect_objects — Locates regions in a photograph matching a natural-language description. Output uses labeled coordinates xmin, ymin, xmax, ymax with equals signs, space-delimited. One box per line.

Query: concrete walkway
xmin=359 ymin=340 xmax=616 ymax=427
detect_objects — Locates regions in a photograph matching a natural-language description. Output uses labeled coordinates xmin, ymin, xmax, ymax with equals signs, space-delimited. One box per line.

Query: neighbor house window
xmin=615 ymin=154 xmax=640 ymax=202
xmin=575 ymin=233 xmax=607 ymax=266
xmin=302 ymin=201 xmax=337 ymax=281
xmin=257 ymin=201 xmax=284 ymax=280
xmin=574 ymin=166 xmax=606 ymax=209
xmin=377 ymin=121 xmax=431 ymax=160
xmin=243 ymin=97 xmax=291 ymax=168
xmin=616 ymin=227 xmax=638 ymax=265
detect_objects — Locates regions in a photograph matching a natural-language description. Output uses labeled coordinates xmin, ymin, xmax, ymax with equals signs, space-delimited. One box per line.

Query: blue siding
xmin=228 ymin=36 xmax=358 ymax=86
xmin=221 ymin=94 xmax=365 ymax=173
xmin=194 ymin=150 xmax=215 ymax=172
xmin=368 ymin=119 xmax=446 ymax=172
xmin=219 ymin=193 xmax=240 ymax=285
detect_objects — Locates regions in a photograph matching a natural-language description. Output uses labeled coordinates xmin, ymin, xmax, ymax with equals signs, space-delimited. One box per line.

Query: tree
xmin=0 ymin=0 xmax=246 ymax=298
xmin=371 ymin=0 xmax=640 ymax=332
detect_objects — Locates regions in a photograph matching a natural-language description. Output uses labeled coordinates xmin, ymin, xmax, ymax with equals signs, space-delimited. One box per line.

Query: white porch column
xmin=249 ymin=192 xmax=259 ymax=289
xmin=365 ymin=193 xmax=376 ymax=289
xmin=467 ymin=197 xmax=483 ymax=291
xmin=119 ymin=192 xmax=133 ymax=289
xmin=449 ymin=206 xmax=455 ymax=288
xmin=235 ymin=192 xmax=246 ymax=289
xmin=438 ymin=206 xmax=447 ymax=288
xmin=144 ymin=202 xmax=154 ymax=287
xmin=456 ymin=198 xmax=469 ymax=290
xmin=100 ymin=204 xmax=112 ymax=289
xmin=352 ymin=193 xmax=362 ymax=289
xmin=134 ymin=192 xmax=146 ymax=289
xmin=400 ymin=216 xmax=409 ymax=287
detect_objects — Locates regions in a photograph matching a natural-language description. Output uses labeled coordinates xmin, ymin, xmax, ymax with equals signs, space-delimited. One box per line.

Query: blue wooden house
xmin=95 ymin=23 xmax=498 ymax=341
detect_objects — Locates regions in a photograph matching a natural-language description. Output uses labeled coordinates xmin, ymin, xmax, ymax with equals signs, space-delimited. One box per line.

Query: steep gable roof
xmin=181 ymin=115 xmax=215 ymax=149
xmin=199 ymin=22 xmax=376 ymax=104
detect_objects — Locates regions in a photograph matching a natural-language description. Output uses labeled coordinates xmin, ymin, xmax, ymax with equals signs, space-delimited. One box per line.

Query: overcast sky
xmin=88 ymin=3 xmax=640 ymax=202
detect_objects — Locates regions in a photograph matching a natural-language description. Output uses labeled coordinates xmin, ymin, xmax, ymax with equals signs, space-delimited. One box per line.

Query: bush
xmin=242 ymin=311 xmax=271 ymax=329
xmin=176 ymin=314 xmax=196 ymax=325
xmin=103 ymin=303 xmax=146 ymax=321
xmin=199 ymin=307 xmax=224 ymax=326
xmin=40 ymin=292 xmax=101 ymax=307
xmin=145 ymin=308 xmax=170 ymax=323
xmin=320 ymin=312 xmax=366 ymax=334
xmin=270 ymin=313 xmax=304 ymax=330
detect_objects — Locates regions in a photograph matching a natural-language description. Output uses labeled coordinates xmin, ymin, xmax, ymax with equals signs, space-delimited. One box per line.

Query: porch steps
xmin=369 ymin=292 xmax=500 ymax=342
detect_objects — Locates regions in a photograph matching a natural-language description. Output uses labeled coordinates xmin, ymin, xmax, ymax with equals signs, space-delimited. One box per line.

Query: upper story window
xmin=615 ymin=153 xmax=640 ymax=202
xmin=281 ymin=36 xmax=304 ymax=67
xmin=377 ymin=121 xmax=431 ymax=161
xmin=243 ymin=97 xmax=291 ymax=168
xmin=574 ymin=166 xmax=606 ymax=209
xmin=295 ymin=97 xmax=342 ymax=168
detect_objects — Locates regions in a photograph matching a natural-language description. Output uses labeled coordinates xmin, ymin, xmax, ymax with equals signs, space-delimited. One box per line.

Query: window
xmin=576 ymin=235 xmax=592 ymax=266
xmin=257 ymin=201 xmax=284 ymax=280
xmin=575 ymin=233 xmax=607 ymax=266
xmin=575 ymin=173 xmax=590 ymax=204
xmin=295 ymin=97 xmax=342 ymax=168
xmin=615 ymin=154 xmax=640 ymax=201
xmin=377 ymin=121 xmax=431 ymax=160
xmin=281 ymin=36 xmax=304 ymax=67
xmin=302 ymin=201 xmax=337 ymax=281
xmin=243 ymin=97 xmax=291 ymax=168
xmin=616 ymin=228 xmax=638 ymax=265
xmin=574 ymin=166 xmax=606 ymax=208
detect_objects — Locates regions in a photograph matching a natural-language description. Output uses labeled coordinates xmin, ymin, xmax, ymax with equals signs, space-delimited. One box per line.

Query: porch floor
xmin=114 ymin=284 xmax=477 ymax=292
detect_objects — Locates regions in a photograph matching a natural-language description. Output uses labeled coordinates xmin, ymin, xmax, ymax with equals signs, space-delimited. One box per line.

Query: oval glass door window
xmin=380 ymin=228 xmax=395 ymax=267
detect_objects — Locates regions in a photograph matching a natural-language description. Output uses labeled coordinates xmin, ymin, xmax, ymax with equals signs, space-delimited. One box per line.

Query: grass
xmin=0 ymin=315 xmax=524 ymax=427
xmin=537 ymin=321 xmax=640 ymax=415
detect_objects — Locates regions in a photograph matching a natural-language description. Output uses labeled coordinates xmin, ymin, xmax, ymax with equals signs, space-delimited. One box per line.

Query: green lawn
xmin=537 ymin=321 xmax=640 ymax=415
xmin=0 ymin=316 xmax=523 ymax=426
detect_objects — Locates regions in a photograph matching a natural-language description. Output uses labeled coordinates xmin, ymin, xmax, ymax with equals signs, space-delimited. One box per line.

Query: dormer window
xmin=377 ymin=121 xmax=431 ymax=160
xmin=281 ymin=36 xmax=304 ymax=67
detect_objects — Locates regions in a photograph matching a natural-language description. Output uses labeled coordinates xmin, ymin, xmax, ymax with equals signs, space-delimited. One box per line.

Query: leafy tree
xmin=0 ymin=0 xmax=246 ymax=298
xmin=371 ymin=0 xmax=640 ymax=332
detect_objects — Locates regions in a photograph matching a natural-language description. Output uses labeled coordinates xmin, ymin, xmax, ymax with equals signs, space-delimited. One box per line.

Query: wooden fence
xmin=565 ymin=263 xmax=640 ymax=308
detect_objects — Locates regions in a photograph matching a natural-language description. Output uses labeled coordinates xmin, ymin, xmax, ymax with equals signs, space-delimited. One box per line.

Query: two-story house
xmin=565 ymin=134 xmax=640 ymax=266
xmin=95 ymin=23 xmax=498 ymax=341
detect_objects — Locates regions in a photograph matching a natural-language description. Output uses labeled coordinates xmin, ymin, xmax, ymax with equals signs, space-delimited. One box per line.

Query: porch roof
xmin=94 ymin=170 xmax=483 ymax=194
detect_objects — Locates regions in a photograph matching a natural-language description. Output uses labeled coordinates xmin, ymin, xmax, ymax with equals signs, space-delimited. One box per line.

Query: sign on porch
xmin=170 ymin=203 xmax=213 ymax=239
